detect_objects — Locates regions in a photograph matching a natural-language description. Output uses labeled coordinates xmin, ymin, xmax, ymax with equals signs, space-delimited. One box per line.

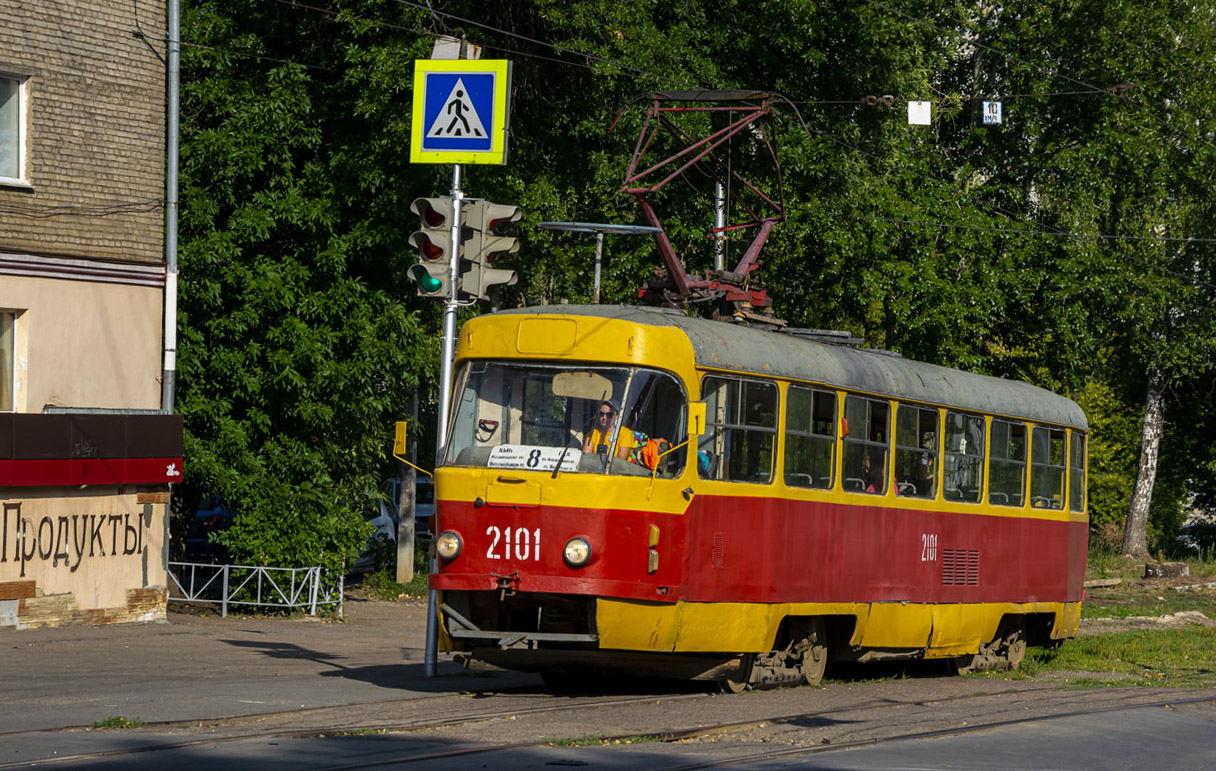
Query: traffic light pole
xmin=425 ymin=164 xmax=463 ymax=678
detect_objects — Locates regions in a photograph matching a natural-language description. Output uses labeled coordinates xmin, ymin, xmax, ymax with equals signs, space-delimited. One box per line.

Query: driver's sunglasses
xmin=599 ymin=409 xmax=615 ymax=417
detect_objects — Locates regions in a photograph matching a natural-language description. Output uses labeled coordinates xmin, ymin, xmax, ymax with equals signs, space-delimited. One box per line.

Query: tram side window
xmin=784 ymin=386 xmax=836 ymax=489
xmin=1069 ymin=432 xmax=1086 ymax=512
xmin=989 ymin=419 xmax=1027 ymax=507
xmin=1031 ymin=426 xmax=1066 ymax=509
xmin=943 ymin=411 xmax=984 ymax=503
xmin=699 ymin=376 xmax=778 ymax=483
xmin=842 ymin=395 xmax=889 ymax=495
xmin=620 ymin=369 xmax=688 ymax=478
xmin=894 ymin=405 xmax=938 ymax=499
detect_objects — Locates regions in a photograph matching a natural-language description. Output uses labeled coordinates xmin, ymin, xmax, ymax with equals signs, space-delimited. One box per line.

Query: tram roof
xmin=493 ymin=305 xmax=1088 ymax=430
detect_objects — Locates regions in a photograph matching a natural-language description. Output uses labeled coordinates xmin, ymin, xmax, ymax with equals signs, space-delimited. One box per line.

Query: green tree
xmin=178 ymin=0 xmax=437 ymax=573
xmin=174 ymin=0 xmax=1215 ymax=567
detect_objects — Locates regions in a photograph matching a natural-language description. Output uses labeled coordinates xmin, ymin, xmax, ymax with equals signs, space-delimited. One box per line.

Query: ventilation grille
xmin=712 ymin=532 xmax=725 ymax=569
xmin=941 ymin=548 xmax=980 ymax=586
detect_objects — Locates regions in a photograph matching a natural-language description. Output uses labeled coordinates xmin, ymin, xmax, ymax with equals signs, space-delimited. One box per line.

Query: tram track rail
xmin=646 ymin=693 xmax=1216 ymax=771
xmin=0 ymin=688 xmax=709 ymax=768
xmin=4 ymin=685 xmax=1214 ymax=769
xmin=285 ymin=691 xmax=1216 ymax=771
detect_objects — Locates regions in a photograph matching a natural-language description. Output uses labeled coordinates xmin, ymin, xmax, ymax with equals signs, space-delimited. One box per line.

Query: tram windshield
xmin=444 ymin=362 xmax=688 ymax=478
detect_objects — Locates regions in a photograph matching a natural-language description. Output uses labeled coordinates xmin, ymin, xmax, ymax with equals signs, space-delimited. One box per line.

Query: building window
xmin=0 ymin=75 xmax=27 ymax=183
xmin=1 ymin=311 xmax=14 ymax=411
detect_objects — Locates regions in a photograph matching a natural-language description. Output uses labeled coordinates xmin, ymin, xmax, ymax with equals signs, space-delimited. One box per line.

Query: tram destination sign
xmin=488 ymin=445 xmax=580 ymax=472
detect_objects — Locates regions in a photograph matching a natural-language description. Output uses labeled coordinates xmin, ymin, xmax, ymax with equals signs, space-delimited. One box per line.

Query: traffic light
xmin=462 ymin=201 xmax=521 ymax=300
xmin=409 ymin=197 xmax=461 ymax=298
xmin=407 ymin=262 xmax=447 ymax=296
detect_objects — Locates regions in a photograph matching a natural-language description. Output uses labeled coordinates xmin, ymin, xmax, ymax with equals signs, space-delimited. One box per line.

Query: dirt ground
xmin=1079 ymin=569 xmax=1216 ymax=634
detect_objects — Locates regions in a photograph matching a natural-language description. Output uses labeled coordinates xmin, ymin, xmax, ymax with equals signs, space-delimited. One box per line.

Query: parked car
xmin=378 ymin=478 xmax=434 ymax=531
xmin=351 ymin=479 xmax=434 ymax=572
xmin=415 ymin=480 xmax=434 ymax=532
xmin=183 ymin=498 xmax=237 ymax=562
xmin=351 ymin=499 xmax=397 ymax=573
xmin=1176 ymin=520 xmax=1216 ymax=555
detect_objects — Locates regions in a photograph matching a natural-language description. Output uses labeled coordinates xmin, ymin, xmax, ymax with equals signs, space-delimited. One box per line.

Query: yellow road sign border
xmin=410 ymin=59 xmax=512 ymax=165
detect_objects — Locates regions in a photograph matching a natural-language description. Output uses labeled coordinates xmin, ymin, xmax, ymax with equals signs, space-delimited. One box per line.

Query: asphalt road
xmin=1 ymin=598 xmax=1214 ymax=770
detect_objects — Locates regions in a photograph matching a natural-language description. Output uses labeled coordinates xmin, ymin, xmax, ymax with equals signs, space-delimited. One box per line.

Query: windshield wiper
xmin=552 ymin=440 xmax=577 ymax=479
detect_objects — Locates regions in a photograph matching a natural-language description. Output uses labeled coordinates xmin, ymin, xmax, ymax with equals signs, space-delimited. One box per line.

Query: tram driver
xmin=583 ymin=399 xmax=637 ymax=460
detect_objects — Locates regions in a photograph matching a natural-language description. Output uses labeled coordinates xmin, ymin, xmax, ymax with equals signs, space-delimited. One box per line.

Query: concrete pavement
xmin=0 ymin=597 xmax=530 ymax=734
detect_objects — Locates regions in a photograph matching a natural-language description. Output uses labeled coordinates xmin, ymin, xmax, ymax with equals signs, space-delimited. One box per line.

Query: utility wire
xmin=835 ymin=212 xmax=1216 ymax=291
xmin=165 ymin=2 xmax=1216 ymax=285
xmin=268 ymin=0 xmax=679 ymax=81
xmin=176 ymin=37 xmax=337 ymax=72
xmin=0 ymin=199 xmax=164 ymax=219
xmin=384 ymin=0 xmax=699 ymax=88
xmin=862 ymin=0 xmax=1216 ymax=155
xmin=269 ymin=0 xmax=577 ymax=71
xmin=850 ymin=213 xmax=1216 ymax=247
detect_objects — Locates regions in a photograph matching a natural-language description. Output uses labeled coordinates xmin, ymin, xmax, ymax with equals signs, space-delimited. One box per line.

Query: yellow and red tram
xmin=429 ymin=305 xmax=1087 ymax=689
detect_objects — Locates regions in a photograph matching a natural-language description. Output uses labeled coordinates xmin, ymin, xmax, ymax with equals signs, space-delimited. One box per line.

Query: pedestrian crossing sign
xmin=411 ymin=59 xmax=512 ymax=165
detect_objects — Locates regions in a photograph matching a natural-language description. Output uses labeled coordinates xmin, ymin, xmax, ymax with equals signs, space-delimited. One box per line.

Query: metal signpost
xmin=409 ymin=52 xmax=513 ymax=677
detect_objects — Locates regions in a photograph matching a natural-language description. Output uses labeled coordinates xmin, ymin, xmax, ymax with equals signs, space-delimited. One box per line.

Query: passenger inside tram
xmin=864 ymin=452 xmax=886 ymax=494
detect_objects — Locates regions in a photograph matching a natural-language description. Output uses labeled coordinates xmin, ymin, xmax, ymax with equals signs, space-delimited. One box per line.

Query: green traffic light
xmin=409 ymin=264 xmax=444 ymax=293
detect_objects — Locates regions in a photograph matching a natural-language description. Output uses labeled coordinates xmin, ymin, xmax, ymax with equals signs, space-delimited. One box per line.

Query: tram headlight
xmin=435 ymin=530 xmax=463 ymax=561
xmin=563 ymin=537 xmax=592 ymax=568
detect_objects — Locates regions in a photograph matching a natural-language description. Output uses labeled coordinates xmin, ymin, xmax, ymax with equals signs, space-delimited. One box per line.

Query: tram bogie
xmin=431 ymin=306 xmax=1088 ymax=691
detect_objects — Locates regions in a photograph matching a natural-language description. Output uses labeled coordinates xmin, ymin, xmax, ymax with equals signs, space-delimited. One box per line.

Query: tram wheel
xmin=953 ymin=616 xmax=1027 ymax=674
xmin=719 ymin=654 xmax=755 ymax=694
xmin=1002 ymin=617 xmax=1027 ymax=670
xmin=798 ymin=618 xmax=829 ymax=686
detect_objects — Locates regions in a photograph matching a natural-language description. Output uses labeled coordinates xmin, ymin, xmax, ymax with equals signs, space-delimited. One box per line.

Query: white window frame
xmin=0 ymin=73 xmax=29 ymax=186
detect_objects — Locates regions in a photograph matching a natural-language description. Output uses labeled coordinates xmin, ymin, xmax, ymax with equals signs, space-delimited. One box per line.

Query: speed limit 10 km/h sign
xmin=410 ymin=59 xmax=513 ymax=165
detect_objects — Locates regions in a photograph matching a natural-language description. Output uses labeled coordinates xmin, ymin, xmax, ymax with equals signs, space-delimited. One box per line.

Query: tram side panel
xmin=682 ymin=494 xmax=1080 ymax=604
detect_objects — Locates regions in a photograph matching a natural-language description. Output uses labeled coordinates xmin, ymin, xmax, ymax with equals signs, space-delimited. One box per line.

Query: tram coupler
xmin=491 ymin=570 xmax=520 ymax=598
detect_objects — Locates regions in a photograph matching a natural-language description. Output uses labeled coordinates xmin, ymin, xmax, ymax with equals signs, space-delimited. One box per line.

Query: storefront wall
xmin=0 ymin=487 xmax=168 ymax=628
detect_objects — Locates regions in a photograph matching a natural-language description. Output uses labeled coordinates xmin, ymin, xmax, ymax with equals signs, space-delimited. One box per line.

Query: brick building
xmin=0 ymin=0 xmax=182 ymax=628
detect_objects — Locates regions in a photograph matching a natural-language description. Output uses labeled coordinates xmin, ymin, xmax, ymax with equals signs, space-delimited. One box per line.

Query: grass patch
xmin=1087 ymin=547 xmax=1216 ymax=581
xmin=1083 ymin=549 xmax=1216 ymax=620
xmin=1081 ymin=594 xmax=1215 ymax=620
xmin=93 ymin=716 xmax=144 ymax=730
xmin=547 ymin=734 xmax=610 ymax=747
xmin=989 ymin=627 xmax=1216 ymax=687
xmin=360 ymin=569 xmax=411 ymax=601
xmin=350 ymin=546 xmax=430 ymax=600
xmin=546 ymin=734 xmax=665 ymax=747
xmin=332 ymin=728 xmax=388 ymax=736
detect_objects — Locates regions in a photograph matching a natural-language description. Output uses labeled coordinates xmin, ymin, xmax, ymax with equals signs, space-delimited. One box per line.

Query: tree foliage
xmin=177 ymin=0 xmax=1216 ymax=562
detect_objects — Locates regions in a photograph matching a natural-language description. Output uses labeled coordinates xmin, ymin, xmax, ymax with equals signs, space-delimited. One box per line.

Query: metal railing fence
xmin=168 ymin=562 xmax=344 ymax=617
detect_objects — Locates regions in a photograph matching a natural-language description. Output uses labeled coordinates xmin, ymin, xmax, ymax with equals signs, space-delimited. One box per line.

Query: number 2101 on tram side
xmin=430 ymin=305 xmax=1088 ymax=691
